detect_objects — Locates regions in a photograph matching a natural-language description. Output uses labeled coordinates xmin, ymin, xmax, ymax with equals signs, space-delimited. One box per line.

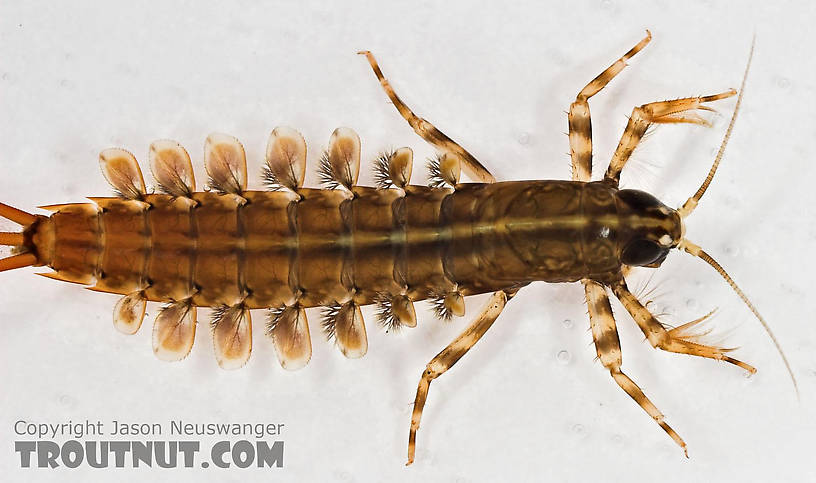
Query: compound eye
xmin=621 ymin=239 xmax=667 ymax=266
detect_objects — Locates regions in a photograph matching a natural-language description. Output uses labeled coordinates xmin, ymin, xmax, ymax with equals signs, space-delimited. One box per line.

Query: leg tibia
xmin=583 ymin=279 xmax=688 ymax=455
xmin=406 ymin=289 xmax=513 ymax=465
xmin=358 ymin=51 xmax=495 ymax=183
xmin=568 ymin=31 xmax=652 ymax=182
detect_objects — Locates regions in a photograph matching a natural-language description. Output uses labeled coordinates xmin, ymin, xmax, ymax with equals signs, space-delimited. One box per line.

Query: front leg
xmin=611 ymin=279 xmax=756 ymax=373
xmin=603 ymin=90 xmax=736 ymax=185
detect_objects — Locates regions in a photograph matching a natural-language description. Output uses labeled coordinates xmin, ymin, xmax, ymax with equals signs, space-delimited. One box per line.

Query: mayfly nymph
xmin=0 ymin=31 xmax=795 ymax=464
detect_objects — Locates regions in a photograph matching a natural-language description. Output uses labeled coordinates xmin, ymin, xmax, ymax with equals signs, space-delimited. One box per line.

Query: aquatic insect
xmin=0 ymin=32 xmax=796 ymax=464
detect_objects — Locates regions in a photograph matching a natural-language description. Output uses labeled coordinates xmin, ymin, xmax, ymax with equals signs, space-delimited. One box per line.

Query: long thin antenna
xmin=678 ymin=240 xmax=799 ymax=398
xmin=678 ymin=36 xmax=755 ymax=218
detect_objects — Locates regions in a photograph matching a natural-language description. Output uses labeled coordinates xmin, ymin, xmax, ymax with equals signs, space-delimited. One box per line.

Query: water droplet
xmin=723 ymin=245 xmax=739 ymax=257
xmin=562 ymin=318 xmax=573 ymax=329
xmin=572 ymin=423 xmax=584 ymax=434
xmin=556 ymin=350 xmax=571 ymax=364
xmin=775 ymin=77 xmax=790 ymax=90
xmin=518 ymin=132 xmax=530 ymax=145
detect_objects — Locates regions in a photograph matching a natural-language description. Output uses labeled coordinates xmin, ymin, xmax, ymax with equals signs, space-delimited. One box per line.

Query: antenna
xmin=678 ymin=36 xmax=755 ymax=219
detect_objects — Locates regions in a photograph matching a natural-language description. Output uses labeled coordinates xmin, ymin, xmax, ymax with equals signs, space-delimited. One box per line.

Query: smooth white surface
xmin=1 ymin=1 xmax=814 ymax=481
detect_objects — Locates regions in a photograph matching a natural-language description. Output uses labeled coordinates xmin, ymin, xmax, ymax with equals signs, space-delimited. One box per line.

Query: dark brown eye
xmin=621 ymin=239 xmax=667 ymax=266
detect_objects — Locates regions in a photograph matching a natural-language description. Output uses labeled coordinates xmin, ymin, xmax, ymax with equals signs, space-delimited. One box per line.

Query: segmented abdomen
xmin=36 ymin=186 xmax=444 ymax=307
xmin=26 ymin=129 xmax=621 ymax=368
xmin=37 ymin=181 xmax=620 ymax=308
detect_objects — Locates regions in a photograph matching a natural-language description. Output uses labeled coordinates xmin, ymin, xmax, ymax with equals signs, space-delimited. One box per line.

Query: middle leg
xmin=569 ymin=31 xmax=652 ymax=182
xmin=584 ymin=279 xmax=688 ymax=455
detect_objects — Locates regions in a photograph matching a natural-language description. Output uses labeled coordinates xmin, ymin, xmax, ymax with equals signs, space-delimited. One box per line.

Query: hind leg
xmin=611 ymin=279 xmax=756 ymax=374
xmin=358 ymin=51 xmax=495 ymax=183
xmin=406 ymin=289 xmax=515 ymax=465
xmin=569 ymin=31 xmax=651 ymax=182
xmin=584 ymin=280 xmax=688 ymax=455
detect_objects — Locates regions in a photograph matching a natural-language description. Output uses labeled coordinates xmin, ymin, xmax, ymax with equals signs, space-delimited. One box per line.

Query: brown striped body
xmin=25 ymin=180 xmax=680 ymax=309
xmin=0 ymin=35 xmax=777 ymax=465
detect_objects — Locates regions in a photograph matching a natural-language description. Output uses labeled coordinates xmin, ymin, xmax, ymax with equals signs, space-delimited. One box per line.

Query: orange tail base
xmin=0 ymin=202 xmax=41 ymax=273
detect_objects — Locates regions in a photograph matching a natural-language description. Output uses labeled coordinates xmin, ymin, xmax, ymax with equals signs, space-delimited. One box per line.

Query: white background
xmin=1 ymin=1 xmax=814 ymax=481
